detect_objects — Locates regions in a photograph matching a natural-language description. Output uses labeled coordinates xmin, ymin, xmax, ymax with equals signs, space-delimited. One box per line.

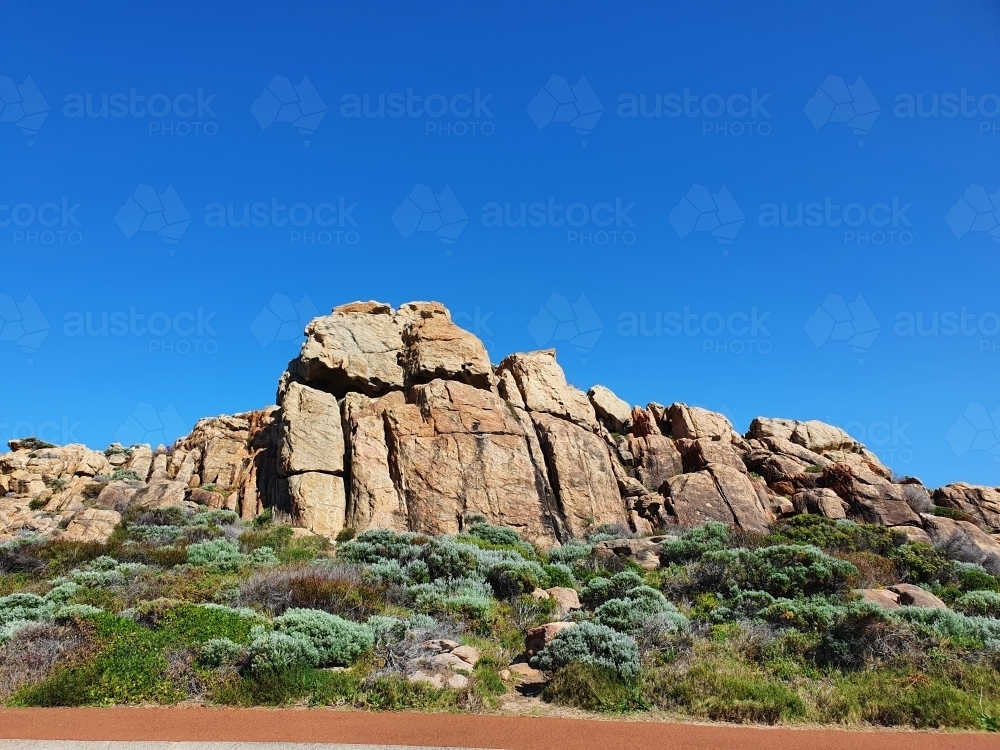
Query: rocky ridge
xmin=3 ymin=300 xmax=1000 ymax=572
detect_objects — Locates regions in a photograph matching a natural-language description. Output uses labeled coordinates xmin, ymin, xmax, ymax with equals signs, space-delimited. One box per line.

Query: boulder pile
xmin=3 ymin=300 xmax=1000 ymax=573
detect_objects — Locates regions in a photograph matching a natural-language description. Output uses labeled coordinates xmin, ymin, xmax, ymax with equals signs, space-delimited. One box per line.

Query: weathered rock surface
xmin=401 ymin=306 xmax=493 ymax=390
xmin=921 ymin=514 xmax=1000 ymax=574
xmin=626 ymin=435 xmax=683 ymax=492
xmin=343 ymin=391 xmax=407 ymax=533
xmin=890 ymin=583 xmax=948 ymax=609
xmin=386 ymin=380 xmax=559 ymax=545
xmin=668 ymin=403 xmax=734 ymax=442
xmin=531 ymin=412 xmax=626 ymax=538
xmin=594 ymin=537 xmax=665 ymax=571
xmin=792 ymin=488 xmax=848 ymax=519
xmin=497 ymin=350 xmax=597 ymax=430
xmin=278 ymin=381 xmax=345 ymax=476
xmin=932 ymin=483 xmax=1000 ymax=532
xmin=823 ymin=463 xmax=920 ymax=527
xmin=588 ymin=385 xmax=632 ymax=433
xmin=58 ymin=507 xmax=121 ymax=544
xmin=525 ymin=622 xmax=576 ymax=656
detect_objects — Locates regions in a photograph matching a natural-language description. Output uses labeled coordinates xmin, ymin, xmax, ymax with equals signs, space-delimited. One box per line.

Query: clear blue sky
xmin=2 ymin=1 xmax=1000 ymax=489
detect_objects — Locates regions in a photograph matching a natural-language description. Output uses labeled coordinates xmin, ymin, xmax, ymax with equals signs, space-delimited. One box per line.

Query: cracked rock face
xmin=5 ymin=299 xmax=1000 ymax=557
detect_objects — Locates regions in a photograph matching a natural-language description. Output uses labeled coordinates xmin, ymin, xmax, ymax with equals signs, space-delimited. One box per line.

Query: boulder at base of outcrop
xmin=857 ymin=589 xmax=902 ymax=609
xmin=593 ymin=537 xmax=666 ymax=571
xmin=921 ymin=513 xmax=1000 ymax=574
xmin=823 ymin=463 xmax=920 ymax=527
xmin=792 ymin=488 xmax=848 ymax=519
xmin=131 ymin=479 xmax=190 ymax=509
xmin=889 ymin=583 xmax=947 ymax=609
xmin=278 ymin=381 xmax=345 ymax=475
xmin=665 ymin=466 xmax=771 ymax=533
xmin=525 ymin=622 xmax=576 ymax=657
xmin=546 ymin=587 xmax=582 ymax=617
xmin=58 ymin=507 xmax=121 ymax=544
xmin=932 ymin=483 xmax=1000 ymax=532
xmin=287 ymin=472 xmax=346 ymax=539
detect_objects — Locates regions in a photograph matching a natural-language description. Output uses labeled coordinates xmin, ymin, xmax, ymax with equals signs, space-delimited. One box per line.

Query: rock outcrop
xmin=4 ymin=299 xmax=1000 ymax=556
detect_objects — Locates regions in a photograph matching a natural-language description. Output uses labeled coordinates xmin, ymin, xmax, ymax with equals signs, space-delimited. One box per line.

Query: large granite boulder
xmin=921 ymin=513 xmax=1000 ymax=574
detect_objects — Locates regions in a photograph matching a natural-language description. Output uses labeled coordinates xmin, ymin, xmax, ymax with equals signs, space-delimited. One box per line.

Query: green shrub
xmin=893 ymin=607 xmax=1000 ymax=648
xmin=542 ymin=661 xmax=646 ymax=711
xmin=769 ymin=515 xmax=900 ymax=555
xmin=272 ymin=608 xmax=373 ymax=666
xmin=248 ymin=631 xmax=320 ymax=672
xmin=198 ymin=637 xmax=244 ymax=667
xmin=933 ymin=505 xmax=975 ymax=523
xmin=543 ymin=563 xmax=575 ymax=588
xmin=593 ymin=586 xmax=688 ymax=635
xmin=643 ymin=657 xmax=807 ymax=724
xmin=337 ymin=529 xmax=423 ymax=565
xmin=693 ymin=545 xmax=858 ymax=598
xmin=660 ymin=522 xmax=730 ymax=564
xmin=531 ymin=622 xmax=640 ymax=680
xmin=954 ymin=591 xmax=1000 ymax=618
xmin=111 ymin=469 xmax=142 ymax=482
xmin=190 ymin=510 xmax=239 ymax=527
xmin=956 ymin=563 xmax=1000 ymax=592
xmin=547 ymin=541 xmax=592 ymax=566
xmin=580 ymin=570 xmax=644 ymax=608
xmin=888 ymin=542 xmax=951 ymax=584
xmin=186 ymin=538 xmax=244 ymax=571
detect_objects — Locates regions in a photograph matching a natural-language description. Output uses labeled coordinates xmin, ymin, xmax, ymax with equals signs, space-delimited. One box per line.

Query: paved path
xmin=0 ymin=709 xmax=995 ymax=750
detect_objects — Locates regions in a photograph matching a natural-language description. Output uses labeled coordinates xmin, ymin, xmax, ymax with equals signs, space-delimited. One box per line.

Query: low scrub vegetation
xmin=0 ymin=509 xmax=998 ymax=729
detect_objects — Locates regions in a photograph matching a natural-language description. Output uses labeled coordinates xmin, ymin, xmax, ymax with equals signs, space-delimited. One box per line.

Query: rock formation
xmin=3 ymin=299 xmax=1000 ymax=571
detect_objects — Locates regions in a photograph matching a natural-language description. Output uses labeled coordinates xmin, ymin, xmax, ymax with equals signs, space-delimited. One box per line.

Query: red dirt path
xmin=0 ymin=708 xmax=994 ymax=750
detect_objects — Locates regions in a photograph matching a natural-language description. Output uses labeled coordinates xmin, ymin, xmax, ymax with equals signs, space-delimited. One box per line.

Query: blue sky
xmin=2 ymin=0 xmax=999 ymax=488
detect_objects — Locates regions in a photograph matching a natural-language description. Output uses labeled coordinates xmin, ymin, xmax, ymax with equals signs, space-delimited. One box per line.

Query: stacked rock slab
xmin=3 ymin=299 xmax=1000 ymax=566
